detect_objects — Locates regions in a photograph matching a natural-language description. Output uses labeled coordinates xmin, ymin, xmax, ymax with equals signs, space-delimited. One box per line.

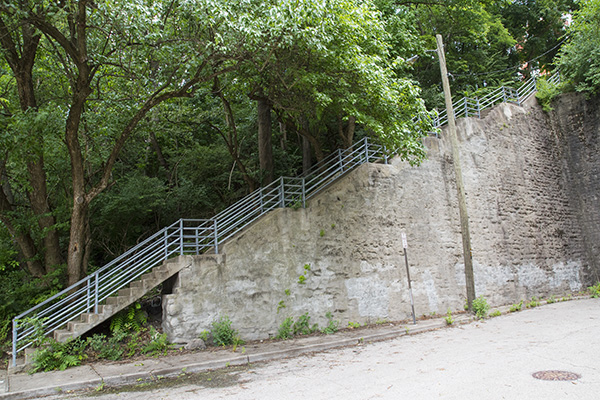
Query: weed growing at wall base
xmin=509 ymin=300 xmax=523 ymax=312
xmin=321 ymin=312 xmax=339 ymax=334
xmin=588 ymin=282 xmax=600 ymax=298
xmin=211 ymin=315 xmax=243 ymax=347
xmin=444 ymin=309 xmax=454 ymax=325
xmin=472 ymin=296 xmax=489 ymax=319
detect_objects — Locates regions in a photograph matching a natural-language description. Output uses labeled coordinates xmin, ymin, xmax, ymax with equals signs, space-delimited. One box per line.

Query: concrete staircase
xmin=52 ymin=256 xmax=190 ymax=343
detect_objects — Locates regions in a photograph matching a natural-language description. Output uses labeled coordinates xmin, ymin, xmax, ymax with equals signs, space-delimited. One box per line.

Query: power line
xmin=449 ymin=37 xmax=568 ymax=78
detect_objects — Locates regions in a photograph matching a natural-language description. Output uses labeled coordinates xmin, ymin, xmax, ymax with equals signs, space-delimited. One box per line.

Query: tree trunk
xmin=302 ymin=135 xmax=312 ymax=174
xmin=27 ymin=158 xmax=63 ymax=271
xmin=67 ymin=198 xmax=89 ymax=286
xmin=0 ymin=19 xmax=63 ymax=276
xmin=257 ymin=98 xmax=273 ymax=185
xmin=339 ymin=115 xmax=356 ymax=149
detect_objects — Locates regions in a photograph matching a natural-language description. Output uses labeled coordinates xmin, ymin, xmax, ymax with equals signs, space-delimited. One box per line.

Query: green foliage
xmin=526 ymin=297 xmax=540 ymax=308
xmin=509 ymin=300 xmax=523 ymax=312
xmin=30 ymin=338 xmax=86 ymax=373
xmin=444 ymin=309 xmax=454 ymax=325
xmin=141 ymin=327 xmax=170 ymax=357
xmin=589 ymin=282 xmax=600 ymax=298
xmin=321 ymin=312 xmax=339 ymax=335
xmin=557 ymin=0 xmax=600 ymax=94
xmin=199 ymin=330 xmax=210 ymax=342
xmin=547 ymin=295 xmax=556 ymax=304
xmin=319 ymin=229 xmax=325 ymax=237
xmin=87 ymin=333 xmax=126 ymax=361
xmin=472 ymin=296 xmax=490 ymax=319
xmin=277 ymin=300 xmax=286 ymax=313
xmin=110 ymin=303 xmax=147 ymax=334
xmin=1 ymin=266 xmax=67 ymax=345
xmin=489 ymin=310 xmax=502 ymax=317
xmin=276 ymin=317 xmax=294 ymax=340
xmin=348 ymin=321 xmax=361 ymax=329
xmin=298 ymin=275 xmax=307 ymax=285
xmin=293 ymin=313 xmax=317 ymax=336
xmin=535 ymin=78 xmax=562 ymax=112
xmin=210 ymin=315 xmax=241 ymax=347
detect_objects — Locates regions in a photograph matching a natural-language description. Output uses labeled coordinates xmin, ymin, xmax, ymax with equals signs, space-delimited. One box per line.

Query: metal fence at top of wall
xmin=11 ymin=137 xmax=386 ymax=366
xmin=421 ymin=72 xmax=560 ymax=134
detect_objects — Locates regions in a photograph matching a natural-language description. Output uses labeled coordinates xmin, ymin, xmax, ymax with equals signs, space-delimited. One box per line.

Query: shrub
xmin=110 ymin=302 xmax=147 ymax=334
xmin=444 ymin=309 xmax=454 ymax=325
xmin=535 ymin=78 xmax=562 ymax=112
xmin=30 ymin=338 xmax=86 ymax=373
xmin=276 ymin=317 xmax=294 ymax=340
xmin=142 ymin=327 xmax=170 ymax=356
xmin=509 ymin=300 xmax=523 ymax=312
xmin=472 ymin=296 xmax=489 ymax=319
xmin=589 ymin=282 xmax=600 ymax=298
xmin=321 ymin=312 xmax=339 ymax=334
xmin=293 ymin=312 xmax=317 ymax=335
xmin=211 ymin=315 xmax=240 ymax=346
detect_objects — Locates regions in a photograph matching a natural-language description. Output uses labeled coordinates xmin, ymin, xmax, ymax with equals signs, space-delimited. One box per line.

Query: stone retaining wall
xmin=163 ymin=94 xmax=599 ymax=343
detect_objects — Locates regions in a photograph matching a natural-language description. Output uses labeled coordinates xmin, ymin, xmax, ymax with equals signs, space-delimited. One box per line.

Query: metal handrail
xmin=419 ymin=71 xmax=560 ymax=133
xmin=11 ymin=137 xmax=387 ymax=366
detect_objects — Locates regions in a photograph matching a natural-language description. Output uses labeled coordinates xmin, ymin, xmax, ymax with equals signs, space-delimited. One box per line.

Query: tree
xmin=0 ymin=0 xmax=281 ymax=286
xmin=556 ymin=0 xmax=600 ymax=94
xmin=500 ymin=0 xmax=578 ymax=76
xmin=236 ymin=0 xmax=433 ymax=164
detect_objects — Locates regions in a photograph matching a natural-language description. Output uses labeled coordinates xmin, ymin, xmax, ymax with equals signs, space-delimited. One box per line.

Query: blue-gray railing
xmin=424 ymin=72 xmax=560 ymax=132
xmin=11 ymin=137 xmax=386 ymax=366
xmin=11 ymin=72 xmax=561 ymax=366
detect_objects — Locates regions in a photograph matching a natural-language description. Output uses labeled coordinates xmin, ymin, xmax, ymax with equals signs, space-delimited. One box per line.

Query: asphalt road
xmin=51 ymin=298 xmax=600 ymax=400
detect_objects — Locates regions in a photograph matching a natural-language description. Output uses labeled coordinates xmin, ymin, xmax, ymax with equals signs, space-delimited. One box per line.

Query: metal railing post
xmin=195 ymin=227 xmax=199 ymax=255
xmin=477 ymin=98 xmax=481 ymax=118
xmin=383 ymin=145 xmax=388 ymax=164
xmin=179 ymin=219 xmax=184 ymax=255
xmin=279 ymin=176 xmax=285 ymax=208
xmin=259 ymin=188 xmax=264 ymax=213
xmin=364 ymin=137 xmax=369 ymax=162
xmin=502 ymin=87 xmax=507 ymax=103
xmin=86 ymin=278 xmax=91 ymax=312
xmin=337 ymin=149 xmax=343 ymax=173
xmin=94 ymin=273 xmax=99 ymax=314
xmin=301 ymin=177 xmax=306 ymax=208
xmin=164 ymin=228 xmax=168 ymax=258
xmin=465 ymin=98 xmax=468 ymax=117
xmin=12 ymin=321 xmax=16 ymax=367
xmin=213 ymin=219 xmax=219 ymax=254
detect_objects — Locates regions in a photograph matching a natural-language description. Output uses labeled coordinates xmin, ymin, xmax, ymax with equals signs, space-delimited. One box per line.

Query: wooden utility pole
xmin=436 ymin=34 xmax=476 ymax=311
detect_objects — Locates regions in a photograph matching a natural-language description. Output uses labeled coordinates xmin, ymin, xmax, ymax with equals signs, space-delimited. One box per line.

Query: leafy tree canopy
xmin=556 ymin=0 xmax=600 ymax=94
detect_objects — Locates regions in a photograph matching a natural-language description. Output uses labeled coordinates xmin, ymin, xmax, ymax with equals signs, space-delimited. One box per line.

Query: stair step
xmin=80 ymin=312 xmax=101 ymax=324
xmin=141 ymin=272 xmax=156 ymax=281
xmin=106 ymin=296 xmax=128 ymax=307
xmin=67 ymin=320 xmax=91 ymax=333
xmin=54 ymin=329 xmax=75 ymax=342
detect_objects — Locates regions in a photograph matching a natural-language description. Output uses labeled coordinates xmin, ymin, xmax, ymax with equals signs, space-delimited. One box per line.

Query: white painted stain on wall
xmin=345 ymin=276 xmax=389 ymax=317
